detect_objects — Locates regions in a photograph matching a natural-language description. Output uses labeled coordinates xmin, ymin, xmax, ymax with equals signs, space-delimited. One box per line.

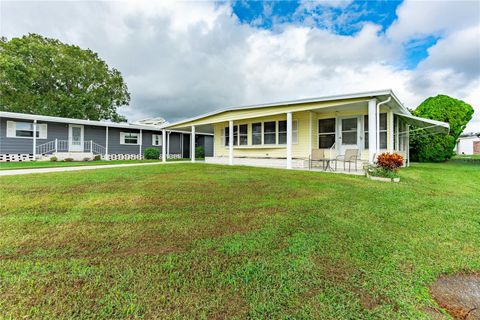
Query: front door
xmin=69 ymin=125 xmax=84 ymax=152
xmin=339 ymin=117 xmax=360 ymax=154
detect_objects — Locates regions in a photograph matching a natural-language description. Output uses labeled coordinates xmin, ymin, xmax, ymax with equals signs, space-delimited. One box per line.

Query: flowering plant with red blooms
xmin=376 ymin=152 xmax=404 ymax=172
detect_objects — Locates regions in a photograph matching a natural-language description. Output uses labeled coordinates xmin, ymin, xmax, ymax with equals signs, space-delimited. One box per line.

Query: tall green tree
xmin=410 ymin=95 xmax=474 ymax=162
xmin=0 ymin=34 xmax=130 ymax=122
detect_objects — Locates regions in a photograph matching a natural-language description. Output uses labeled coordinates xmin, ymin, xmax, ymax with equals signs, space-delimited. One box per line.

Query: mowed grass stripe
xmin=0 ymin=162 xmax=479 ymax=319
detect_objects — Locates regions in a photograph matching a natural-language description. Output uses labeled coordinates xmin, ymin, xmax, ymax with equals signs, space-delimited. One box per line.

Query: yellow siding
xmin=213 ymin=106 xmax=395 ymax=161
xmin=214 ymin=112 xmax=313 ymax=159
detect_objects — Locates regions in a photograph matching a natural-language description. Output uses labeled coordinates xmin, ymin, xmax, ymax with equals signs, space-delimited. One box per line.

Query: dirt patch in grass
xmin=430 ymin=273 xmax=480 ymax=319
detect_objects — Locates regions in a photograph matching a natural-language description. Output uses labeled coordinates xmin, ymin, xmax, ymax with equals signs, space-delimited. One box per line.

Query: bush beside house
xmin=144 ymin=148 xmax=160 ymax=160
xmin=410 ymin=95 xmax=474 ymax=162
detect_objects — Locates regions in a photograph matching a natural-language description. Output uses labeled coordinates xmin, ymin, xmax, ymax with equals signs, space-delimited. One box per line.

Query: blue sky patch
xmin=230 ymin=0 xmax=438 ymax=68
xmin=403 ymin=35 xmax=441 ymax=69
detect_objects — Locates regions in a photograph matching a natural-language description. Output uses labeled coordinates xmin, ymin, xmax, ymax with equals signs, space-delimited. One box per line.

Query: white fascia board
xmin=164 ymin=89 xmax=403 ymax=128
xmin=0 ymin=111 xmax=161 ymax=131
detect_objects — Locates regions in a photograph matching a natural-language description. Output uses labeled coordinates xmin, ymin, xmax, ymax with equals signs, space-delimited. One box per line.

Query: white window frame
xmin=7 ymin=121 xmax=47 ymax=139
xmin=364 ymin=113 xmax=387 ymax=150
xmin=278 ymin=120 xmax=298 ymax=145
xmin=120 ymin=132 xmax=139 ymax=145
xmin=152 ymin=134 xmax=162 ymax=146
xmin=318 ymin=118 xmax=336 ymax=149
xmin=238 ymin=124 xmax=248 ymax=146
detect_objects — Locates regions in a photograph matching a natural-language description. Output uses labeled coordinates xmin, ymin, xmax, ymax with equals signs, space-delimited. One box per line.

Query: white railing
xmin=36 ymin=139 xmax=104 ymax=154
xmin=36 ymin=140 xmax=56 ymax=154
xmin=91 ymin=141 xmax=106 ymax=155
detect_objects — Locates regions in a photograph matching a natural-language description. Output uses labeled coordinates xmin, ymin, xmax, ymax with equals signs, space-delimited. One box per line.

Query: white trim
xmin=68 ymin=124 xmax=84 ymax=152
xmin=368 ymin=99 xmax=377 ymax=163
xmin=162 ymin=130 xmax=166 ymax=162
xmin=228 ymin=120 xmax=233 ymax=165
xmin=152 ymin=134 xmax=162 ymax=146
xmin=105 ymin=127 xmax=109 ymax=158
xmin=191 ymin=126 xmax=196 ymax=162
xmin=33 ymin=120 xmax=37 ymax=159
xmin=139 ymin=129 xmax=143 ymax=155
xmin=286 ymin=112 xmax=292 ymax=169
xmin=120 ymin=132 xmax=139 ymax=145
xmin=337 ymin=115 xmax=361 ymax=155
xmin=0 ymin=111 xmax=161 ymax=131
xmin=165 ymin=89 xmax=407 ymax=128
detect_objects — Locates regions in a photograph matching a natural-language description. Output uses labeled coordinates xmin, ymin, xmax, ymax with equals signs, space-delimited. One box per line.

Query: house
xmin=0 ymin=112 xmax=213 ymax=162
xmin=164 ymin=90 xmax=449 ymax=169
xmin=456 ymin=133 xmax=480 ymax=155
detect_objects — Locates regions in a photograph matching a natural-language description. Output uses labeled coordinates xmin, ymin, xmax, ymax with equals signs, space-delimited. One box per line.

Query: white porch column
xmin=395 ymin=116 xmax=399 ymax=152
xmin=368 ymin=99 xmax=377 ymax=163
xmin=191 ymin=126 xmax=196 ymax=162
xmin=406 ymin=124 xmax=410 ymax=167
xmin=286 ymin=112 xmax=293 ymax=169
xmin=139 ymin=129 xmax=143 ymax=157
xmin=229 ymin=120 xmax=234 ymax=165
xmin=105 ymin=127 xmax=109 ymax=159
xmin=388 ymin=111 xmax=394 ymax=153
xmin=162 ymin=130 xmax=166 ymax=162
xmin=33 ymin=120 xmax=37 ymax=160
xmin=167 ymin=132 xmax=171 ymax=158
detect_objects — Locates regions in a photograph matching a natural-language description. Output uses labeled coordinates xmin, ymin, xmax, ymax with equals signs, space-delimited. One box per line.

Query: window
xmin=263 ymin=121 xmax=276 ymax=144
xmin=233 ymin=125 xmax=238 ymax=146
xmin=364 ymin=113 xmax=387 ymax=149
xmin=6 ymin=121 xmax=47 ymax=139
xmin=341 ymin=118 xmax=358 ymax=145
xmin=278 ymin=120 xmax=299 ymax=144
xmin=152 ymin=134 xmax=162 ymax=146
xmin=121 ymin=132 xmax=139 ymax=145
xmin=318 ymin=118 xmax=336 ymax=148
xmin=252 ymin=123 xmax=262 ymax=145
xmin=224 ymin=126 xmax=230 ymax=146
xmin=239 ymin=124 xmax=248 ymax=145
xmin=15 ymin=122 xmax=39 ymax=138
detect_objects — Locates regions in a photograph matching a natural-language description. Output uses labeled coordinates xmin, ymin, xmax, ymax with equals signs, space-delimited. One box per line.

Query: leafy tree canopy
xmin=410 ymin=94 xmax=474 ymax=162
xmin=0 ymin=34 xmax=130 ymax=122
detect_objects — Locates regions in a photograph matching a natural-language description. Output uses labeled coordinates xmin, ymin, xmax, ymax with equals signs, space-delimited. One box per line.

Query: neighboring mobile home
xmin=165 ymin=90 xmax=449 ymax=169
xmin=456 ymin=133 xmax=480 ymax=155
xmin=0 ymin=112 xmax=213 ymax=162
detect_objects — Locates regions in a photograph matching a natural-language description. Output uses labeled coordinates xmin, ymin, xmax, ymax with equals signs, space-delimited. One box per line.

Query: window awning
xmin=395 ymin=113 xmax=450 ymax=134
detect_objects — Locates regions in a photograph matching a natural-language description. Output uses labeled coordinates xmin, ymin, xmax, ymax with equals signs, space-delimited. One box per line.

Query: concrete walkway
xmin=0 ymin=161 xmax=190 ymax=176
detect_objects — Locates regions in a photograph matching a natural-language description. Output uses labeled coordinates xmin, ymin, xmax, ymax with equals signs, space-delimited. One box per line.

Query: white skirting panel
xmin=0 ymin=154 xmax=35 ymax=162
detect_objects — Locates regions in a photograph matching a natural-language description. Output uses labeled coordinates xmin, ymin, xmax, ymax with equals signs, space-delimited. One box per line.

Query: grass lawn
xmin=0 ymin=159 xmax=192 ymax=170
xmin=0 ymin=162 xmax=479 ymax=319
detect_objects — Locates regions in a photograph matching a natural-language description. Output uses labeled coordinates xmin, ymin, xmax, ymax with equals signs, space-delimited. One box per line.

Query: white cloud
xmin=0 ymin=0 xmax=479 ymax=131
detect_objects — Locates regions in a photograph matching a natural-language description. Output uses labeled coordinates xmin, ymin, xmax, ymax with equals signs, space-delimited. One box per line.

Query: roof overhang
xmin=165 ymin=89 xmax=407 ymax=129
xmin=395 ymin=113 xmax=450 ymax=134
xmin=0 ymin=111 xmax=161 ymax=131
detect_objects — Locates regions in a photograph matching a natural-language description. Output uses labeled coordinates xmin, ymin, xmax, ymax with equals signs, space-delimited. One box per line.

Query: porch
xmin=164 ymin=90 xmax=449 ymax=171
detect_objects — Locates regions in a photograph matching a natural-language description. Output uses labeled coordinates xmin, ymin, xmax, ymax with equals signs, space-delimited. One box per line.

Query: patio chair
xmin=336 ymin=149 xmax=360 ymax=172
xmin=309 ymin=149 xmax=328 ymax=170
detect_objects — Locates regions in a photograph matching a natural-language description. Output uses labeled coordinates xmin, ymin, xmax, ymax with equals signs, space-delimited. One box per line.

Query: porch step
xmin=41 ymin=152 xmax=94 ymax=161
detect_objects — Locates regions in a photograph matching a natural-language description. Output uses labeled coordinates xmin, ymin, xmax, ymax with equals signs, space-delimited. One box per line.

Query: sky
xmin=1 ymin=0 xmax=479 ymax=132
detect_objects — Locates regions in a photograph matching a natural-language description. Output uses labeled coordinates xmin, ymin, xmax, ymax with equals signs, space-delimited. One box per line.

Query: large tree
xmin=0 ymin=34 xmax=130 ymax=122
xmin=410 ymin=95 xmax=474 ymax=162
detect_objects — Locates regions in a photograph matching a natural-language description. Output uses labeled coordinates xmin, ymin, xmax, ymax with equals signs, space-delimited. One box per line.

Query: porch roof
xmin=165 ymin=89 xmax=406 ymax=129
xmin=395 ymin=113 xmax=450 ymax=134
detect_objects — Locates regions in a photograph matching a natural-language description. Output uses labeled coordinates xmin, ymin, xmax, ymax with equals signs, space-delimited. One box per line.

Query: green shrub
xmin=64 ymin=158 xmax=74 ymax=162
xmin=410 ymin=95 xmax=474 ymax=162
xmin=93 ymin=155 xmax=101 ymax=161
xmin=50 ymin=156 xmax=58 ymax=162
xmin=82 ymin=157 xmax=90 ymax=162
xmin=195 ymin=146 xmax=205 ymax=159
xmin=144 ymin=148 xmax=160 ymax=160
